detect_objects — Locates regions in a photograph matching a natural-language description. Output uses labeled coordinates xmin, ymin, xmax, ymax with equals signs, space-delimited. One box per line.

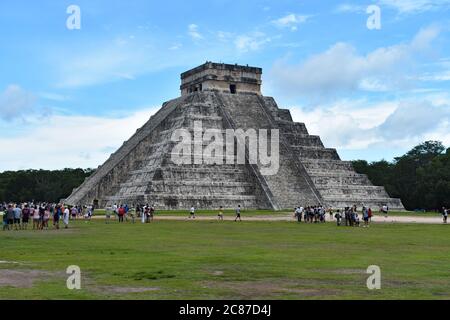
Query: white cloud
xmin=271 ymin=14 xmax=309 ymax=31
xmin=270 ymin=26 xmax=440 ymax=97
xmin=289 ymin=98 xmax=450 ymax=153
xmin=0 ymin=108 xmax=159 ymax=171
xmin=39 ymin=92 xmax=69 ymax=102
xmin=419 ymin=71 xmax=450 ymax=81
xmin=335 ymin=4 xmax=366 ymax=13
xmin=188 ymin=24 xmax=203 ymax=40
xmin=235 ymin=32 xmax=273 ymax=53
xmin=379 ymin=0 xmax=450 ymax=14
xmin=169 ymin=43 xmax=183 ymax=50
xmin=0 ymin=85 xmax=37 ymax=121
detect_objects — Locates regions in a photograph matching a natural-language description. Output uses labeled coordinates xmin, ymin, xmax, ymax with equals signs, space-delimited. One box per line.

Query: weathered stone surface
xmin=66 ymin=63 xmax=404 ymax=210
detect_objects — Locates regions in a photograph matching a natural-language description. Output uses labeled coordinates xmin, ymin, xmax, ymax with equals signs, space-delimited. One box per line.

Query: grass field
xmin=1 ymin=219 xmax=449 ymax=300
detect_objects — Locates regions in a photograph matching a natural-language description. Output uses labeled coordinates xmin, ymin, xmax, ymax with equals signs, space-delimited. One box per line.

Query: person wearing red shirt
xmin=118 ymin=206 xmax=125 ymax=223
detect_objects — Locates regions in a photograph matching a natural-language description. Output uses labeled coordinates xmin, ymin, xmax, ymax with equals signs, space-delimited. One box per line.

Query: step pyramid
xmin=66 ymin=62 xmax=404 ymax=210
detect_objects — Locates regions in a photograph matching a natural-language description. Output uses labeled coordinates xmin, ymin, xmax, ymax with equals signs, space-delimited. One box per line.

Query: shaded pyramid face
xmin=66 ymin=69 xmax=404 ymax=211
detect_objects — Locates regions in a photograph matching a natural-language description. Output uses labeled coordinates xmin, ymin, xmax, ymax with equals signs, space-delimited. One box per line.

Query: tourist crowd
xmin=0 ymin=202 xmax=95 ymax=231
xmin=293 ymin=205 xmax=381 ymax=228
xmin=2 ymin=201 xmax=448 ymax=231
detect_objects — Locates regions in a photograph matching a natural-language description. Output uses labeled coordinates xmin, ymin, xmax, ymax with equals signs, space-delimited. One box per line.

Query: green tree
xmin=353 ymin=141 xmax=448 ymax=210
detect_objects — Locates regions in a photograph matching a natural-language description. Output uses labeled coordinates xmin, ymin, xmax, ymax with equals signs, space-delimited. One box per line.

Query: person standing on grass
xmin=128 ymin=207 xmax=135 ymax=224
xmin=106 ymin=207 xmax=112 ymax=224
xmin=21 ymin=204 xmax=29 ymax=230
xmin=43 ymin=206 xmax=50 ymax=230
xmin=295 ymin=207 xmax=302 ymax=223
xmin=382 ymin=205 xmax=389 ymax=218
xmin=2 ymin=209 xmax=7 ymax=231
xmin=53 ymin=205 xmax=61 ymax=230
xmin=32 ymin=205 xmax=40 ymax=230
xmin=368 ymin=207 xmax=373 ymax=222
xmin=118 ymin=205 xmax=125 ymax=223
xmin=71 ymin=206 xmax=77 ymax=220
xmin=124 ymin=204 xmax=129 ymax=222
xmin=189 ymin=206 xmax=196 ymax=219
xmin=63 ymin=206 xmax=70 ymax=229
xmin=13 ymin=204 xmax=22 ymax=230
xmin=443 ymin=207 xmax=448 ymax=224
xmin=363 ymin=207 xmax=370 ymax=228
xmin=334 ymin=210 xmax=342 ymax=226
xmin=136 ymin=204 xmax=141 ymax=218
xmin=6 ymin=205 xmax=14 ymax=230
xmin=235 ymin=205 xmax=242 ymax=222
xmin=149 ymin=205 xmax=155 ymax=222
xmin=218 ymin=206 xmax=224 ymax=221
xmin=142 ymin=205 xmax=148 ymax=223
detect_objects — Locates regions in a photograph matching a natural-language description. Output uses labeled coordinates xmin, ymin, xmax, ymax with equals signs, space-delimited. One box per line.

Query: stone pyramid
xmin=66 ymin=62 xmax=404 ymax=210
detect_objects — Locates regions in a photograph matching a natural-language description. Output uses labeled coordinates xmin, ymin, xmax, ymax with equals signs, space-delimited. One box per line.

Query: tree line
xmin=0 ymin=168 xmax=94 ymax=203
xmin=352 ymin=141 xmax=450 ymax=211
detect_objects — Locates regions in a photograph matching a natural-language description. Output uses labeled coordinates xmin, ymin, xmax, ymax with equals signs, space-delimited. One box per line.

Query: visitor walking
xmin=382 ymin=205 xmax=389 ymax=218
xmin=63 ymin=207 xmax=70 ymax=229
xmin=53 ymin=205 xmax=61 ymax=229
xmin=218 ymin=206 xmax=224 ymax=221
xmin=235 ymin=205 xmax=242 ymax=222
xmin=189 ymin=206 xmax=196 ymax=219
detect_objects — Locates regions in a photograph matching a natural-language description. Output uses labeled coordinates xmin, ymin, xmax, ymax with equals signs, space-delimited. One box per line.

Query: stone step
xmin=284 ymin=134 xmax=324 ymax=148
xmin=119 ymin=180 xmax=254 ymax=188
xmin=167 ymin=115 xmax=224 ymax=128
xmin=310 ymin=173 xmax=372 ymax=186
xmin=302 ymin=160 xmax=355 ymax=172
xmin=317 ymin=185 xmax=388 ymax=198
xmin=323 ymin=197 xmax=404 ymax=210
xmin=131 ymin=166 xmax=248 ymax=175
xmin=292 ymin=146 xmax=340 ymax=160
xmin=276 ymin=121 xmax=309 ymax=135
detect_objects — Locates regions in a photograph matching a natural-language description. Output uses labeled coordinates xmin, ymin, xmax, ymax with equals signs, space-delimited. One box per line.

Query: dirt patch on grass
xmin=203 ymin=279 xmax=339 ymax=299
xmin=96 ymin=286 xmax=160 ymax=294
xmin=331 ymin=268 xmax=365 ymax=275
xmin=0 ymin=269 xmax=49 ymax=288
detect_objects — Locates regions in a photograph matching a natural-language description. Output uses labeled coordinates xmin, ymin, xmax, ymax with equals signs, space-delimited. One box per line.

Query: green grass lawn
xmin=1 ymin=220 xmax=449 ymax=300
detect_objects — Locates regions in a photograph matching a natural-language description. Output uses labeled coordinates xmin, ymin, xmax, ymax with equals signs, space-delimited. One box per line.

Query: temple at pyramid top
xmin=180 ymin=62 xmax=262 ymax=96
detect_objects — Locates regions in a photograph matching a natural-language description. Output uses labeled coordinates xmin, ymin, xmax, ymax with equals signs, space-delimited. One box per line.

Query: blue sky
xmin=1 ymin=0 xmax=450 ymax=170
